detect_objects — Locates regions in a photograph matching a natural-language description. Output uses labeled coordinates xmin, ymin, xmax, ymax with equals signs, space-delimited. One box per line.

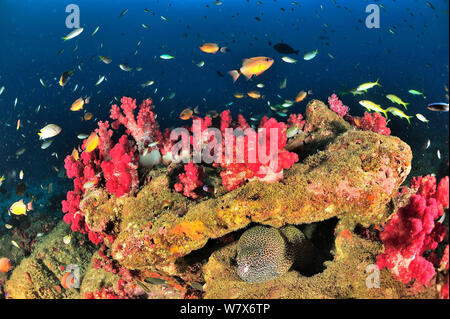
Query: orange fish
xmin=0 ymin=258 xmax=11 ymax=272
xmin=295 ymin=90 xmax=307 ymax=103
xmin=206 ymin=110 xmax=219 ymax=118
xmin=234 ymin=92 xmax=245 ymax=99
xmin=247 ymin=91 xmax=261 ymax=99
xmin=83 ymin=112 xmax=93 ymax=121
xmin=72 ymin=148 xmax=79 ymax=161
xmin=179 ymin=108 xmax=193 ymax=120
xmin=84 ymin=133 xmax=99 ymax=153
xmin=199 ymin=43 xmax=227 ymax=54
xmin=60 ymin=272 xmax=75 ymax=289
xmin=71 ymin=97 xmax=90 ymax=111
xmin=228 ymin=56 xmax=274 ymax=83
xmin=16 ymin=119 xmax=21 ymax=131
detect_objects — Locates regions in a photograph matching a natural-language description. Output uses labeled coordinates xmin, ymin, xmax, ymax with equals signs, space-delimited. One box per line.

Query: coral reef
xmin=203 ymin=220 xmax=439 ymax=299
xmin=4 ymin=97 xmax=447 ymax=299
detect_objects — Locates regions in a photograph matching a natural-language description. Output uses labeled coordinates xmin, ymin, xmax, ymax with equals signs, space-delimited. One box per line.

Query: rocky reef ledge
xmin=5 ymin=100 xmax=444 ymax=299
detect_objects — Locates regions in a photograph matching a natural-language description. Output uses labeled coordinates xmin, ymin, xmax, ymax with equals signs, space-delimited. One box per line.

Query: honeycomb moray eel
xmin=236 ymin=225 xmax=316 ymax=283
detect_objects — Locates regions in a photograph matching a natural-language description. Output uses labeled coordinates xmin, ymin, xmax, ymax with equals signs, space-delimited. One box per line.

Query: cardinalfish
xmin=199 ymin=43 xmax=228 ymax=54
xmin=179 ymin=108 xmax=194 ymax=120
xmin=83 ymin=112 xmax=94 ymax=121
xmin=295 ymin=90 xmax=307 ymax=103
xmin=84 ymin=133 xmax=99 ymax=152
xmin=70 ymin=97 xmax=90 ymax=111
xmin=247 ymin=91 xmax=262 ymax=99
xmin=9 ymin=199 xmax=33 ymax=216
xmin=228 ymin=57 xmax=274 ymax=83
xmin=59 ymin=70 xmax=74 ymax=87
xmin=72 ymin=148 xmax=80 ymax=161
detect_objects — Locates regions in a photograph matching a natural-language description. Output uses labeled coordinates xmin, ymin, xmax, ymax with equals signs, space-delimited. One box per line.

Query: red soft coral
xmin=216 ymin=111 xmax=299 ymax=191
xmin=110 ymin=97 xmax=162 ymax=152
xmin=174 ymin=162 xmax=205 ymax=199
xmin=100 ymin=135 xmax=139 ymax=198
xmin=377 ymin=176 xmax=449 ymax=286
xmin=354 ymin=112 xmax=391 ymax=136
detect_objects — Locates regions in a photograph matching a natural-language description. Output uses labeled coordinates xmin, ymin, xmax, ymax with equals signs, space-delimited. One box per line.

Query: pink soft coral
xmin=174 ymin=162 xmax=205 ymax=199
xmin=376 ymin=176 xmax=449 ymax=286
xmin=328 ymin=93 xmax=349 ymax=117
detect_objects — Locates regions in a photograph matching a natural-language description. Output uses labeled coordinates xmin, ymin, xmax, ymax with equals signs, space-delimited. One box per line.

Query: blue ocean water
xmin=0 ymin=0 xmax=448 ymax=221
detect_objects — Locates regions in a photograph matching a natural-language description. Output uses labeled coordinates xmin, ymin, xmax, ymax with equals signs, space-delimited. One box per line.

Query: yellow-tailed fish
xmin=386 ymin=94 xmax=409 ymax=109
xmin=356 ymin=78 xmax=381 ymax=92
xmin=359 ymin=100 xmax=388 ymax=118
xmin=62 ymin=28 xmax=84 ymax=41
xmin=415 ymin=113 xmax=429 ymax=123
xmin=386 ymin=107 xmax=413 ymax=124
xmin=303 ymin=49 xmax=319 ymax=61
xmin=408 ymin=89 xmax=426 ymax=98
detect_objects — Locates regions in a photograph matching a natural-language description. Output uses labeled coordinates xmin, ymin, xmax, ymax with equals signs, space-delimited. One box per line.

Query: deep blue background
xmin=0 ymin=0 xmax=448 ymax=184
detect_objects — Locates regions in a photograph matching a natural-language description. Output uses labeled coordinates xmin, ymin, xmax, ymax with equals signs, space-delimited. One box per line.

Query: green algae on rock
xmin=5 ymin=221 xmax=96 ymax=299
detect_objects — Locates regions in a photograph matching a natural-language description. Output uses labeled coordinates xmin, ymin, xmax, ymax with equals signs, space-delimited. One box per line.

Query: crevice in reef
xmin=296 ymin=217 xmax=338 ymax=276
xmin=177 ymin=218 xmax=339 ymax=285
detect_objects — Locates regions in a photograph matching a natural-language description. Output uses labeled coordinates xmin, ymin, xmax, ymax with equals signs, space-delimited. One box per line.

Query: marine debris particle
xmin=236 ymin=225 xmax=306 ymax=283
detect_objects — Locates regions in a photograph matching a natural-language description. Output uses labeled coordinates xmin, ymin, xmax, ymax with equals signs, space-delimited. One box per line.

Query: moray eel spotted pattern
xmin=236 ymin=225 xmax=306 ymax=283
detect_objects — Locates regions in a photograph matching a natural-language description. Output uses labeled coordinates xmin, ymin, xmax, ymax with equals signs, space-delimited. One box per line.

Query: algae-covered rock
xmin=5 ymin=221 xmax=96 ymax=299
xmin=203 ymin=221 xmax=439 ymax=299
xmin=112 ymin=126 xmax=411 ymax=272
